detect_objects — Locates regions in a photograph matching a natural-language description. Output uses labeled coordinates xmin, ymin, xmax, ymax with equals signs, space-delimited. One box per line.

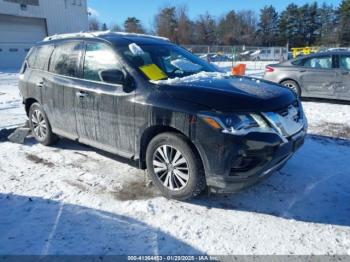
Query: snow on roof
xmin=111 ymin=32 xmax=170 ymax=42
xmin=43 ymin=31 xmax=170 ymax=42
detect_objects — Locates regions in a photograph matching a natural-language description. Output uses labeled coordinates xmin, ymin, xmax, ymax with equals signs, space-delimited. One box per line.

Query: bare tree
xmin=176 ymin=5 xmax=193 ymax=44
xmin=154 ymin=6 xmax=178 ymax=42
xmin=194 ymin=12 xmax=217 ymax=45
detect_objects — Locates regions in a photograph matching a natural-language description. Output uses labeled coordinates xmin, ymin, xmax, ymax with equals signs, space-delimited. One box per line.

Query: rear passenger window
xmin=83 ymin=42 xmax=122 ymax=82
xmin=31 ymin=45 xmax=54 ymax=70
xmin=49 ymin=42 xmax=82 ymax=77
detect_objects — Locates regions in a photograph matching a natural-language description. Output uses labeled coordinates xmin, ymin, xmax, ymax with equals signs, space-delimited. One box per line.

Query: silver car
xmin=264 ymin=52 xmax=350 ymax=101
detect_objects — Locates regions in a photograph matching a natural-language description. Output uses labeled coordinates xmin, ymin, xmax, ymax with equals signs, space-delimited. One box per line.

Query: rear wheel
xmin=281 ymin=80 xmax=301 ymax=97
xmin=29 ymin=103 xmax=58 ymax=146
xmin=146 ymin=132 xmax=206 ymax=200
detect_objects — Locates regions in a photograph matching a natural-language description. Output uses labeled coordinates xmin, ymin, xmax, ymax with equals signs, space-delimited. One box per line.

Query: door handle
xmin=299 ymin=70 xmax=306 ymax=73
xmin=341 ymin=71 xmax=350 ymax=75
xmin=76 ymin=90 xmax=89 ymax=98
xmin=37 ymin=81 xmax=44 ymax=88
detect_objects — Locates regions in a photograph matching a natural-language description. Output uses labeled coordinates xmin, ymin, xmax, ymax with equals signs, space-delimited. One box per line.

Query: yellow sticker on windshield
xmin=139 ymin=64 xmax=167 ymax=81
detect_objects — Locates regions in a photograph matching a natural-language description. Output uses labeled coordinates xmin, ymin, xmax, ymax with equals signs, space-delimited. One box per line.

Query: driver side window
xmin=83 ymin=42 xmax=122 ymax=83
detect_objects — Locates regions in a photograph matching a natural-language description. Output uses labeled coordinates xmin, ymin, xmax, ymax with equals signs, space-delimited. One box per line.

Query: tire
xmin=146 ymin=132 xmax=206 ymax=200
xmin=28 ymin=102 xmax=58 ymax=146
xmin=281 ymin=80 xmax=301 ymax=97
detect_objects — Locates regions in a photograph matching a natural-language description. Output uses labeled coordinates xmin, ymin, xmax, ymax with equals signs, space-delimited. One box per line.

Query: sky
xmin=87 ymin=0 xmax=343 ymax=30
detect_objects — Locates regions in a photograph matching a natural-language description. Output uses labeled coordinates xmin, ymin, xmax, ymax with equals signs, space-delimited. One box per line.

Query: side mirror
xmin=99 ymin=69 xmax=126 ymax=85
xmin=99 ymin=69 xmax=135 ymax=92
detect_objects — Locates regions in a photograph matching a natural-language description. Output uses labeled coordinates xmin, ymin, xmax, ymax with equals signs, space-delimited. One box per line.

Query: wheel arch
xmin=138 ymin=125 xmax=203 ymax=170
xmin=279 ymin=78 xmax=302 ymax=95
xmin=24 ymin=98 xmax=39 ymax=116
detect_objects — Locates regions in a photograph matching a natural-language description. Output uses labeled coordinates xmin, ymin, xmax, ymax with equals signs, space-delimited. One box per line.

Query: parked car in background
xmin=251 ymin=48 xmax=288 ymax=61
xmin=326 ymin=47 xmax=350 ymax=52
xmin=264 ymin=51 xmax=350 ymax=101
xmin=19 ymin=31 xmax=307 ymax=200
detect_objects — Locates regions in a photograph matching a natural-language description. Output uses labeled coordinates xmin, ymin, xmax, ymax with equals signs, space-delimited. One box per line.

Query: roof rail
xmin=43 ymin=31 xmax=170 ymax=42
xmin=43 ymin=31 xmax=96 ymax=42
xmin=110 ymin=31 xmax=170 ymax=42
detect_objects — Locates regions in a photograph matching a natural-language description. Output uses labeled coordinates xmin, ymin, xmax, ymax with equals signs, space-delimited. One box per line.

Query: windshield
xmin=117 ymin=43 xmax=219 ymax=81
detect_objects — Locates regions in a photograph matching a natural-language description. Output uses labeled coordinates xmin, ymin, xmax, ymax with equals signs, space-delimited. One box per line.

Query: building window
xmin=4 ymin=0 xmax=39 ymax=6
xmin=0 ymin=49 xmax=2 ymax=52
xmin=25 ymin=48 xmax=30 ymax=52
xmin=20 ymin=4 xmax=27 ymax=10
xmin=9 ymin=48 xmax=19 ymax=52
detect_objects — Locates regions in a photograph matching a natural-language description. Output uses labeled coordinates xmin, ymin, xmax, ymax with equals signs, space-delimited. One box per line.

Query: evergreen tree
xmin=124 ymin=17 xmax=145 ymax=34
xmin=300 ymin=3 xmax=320 ymax=46
xmin=279 ymin=4 xmax=301 ymax=46
xmin=338 ymin=0 xmax=350 ymax=46
xmin=257 ymin=5 xmax=279 ymax=46
xmin=101 ymin=23 xmax=108 ymax=31
xmin=318 ymin=3 xmax=337 ymax=46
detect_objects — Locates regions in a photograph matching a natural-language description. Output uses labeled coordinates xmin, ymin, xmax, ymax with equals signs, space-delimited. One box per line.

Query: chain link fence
xmin=182 ymin=45 xmax=289 ymax=75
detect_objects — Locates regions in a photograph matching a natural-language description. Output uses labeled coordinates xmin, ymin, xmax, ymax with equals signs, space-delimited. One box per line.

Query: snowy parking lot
xmin=1 ymin=69 xmax=350 ymax=255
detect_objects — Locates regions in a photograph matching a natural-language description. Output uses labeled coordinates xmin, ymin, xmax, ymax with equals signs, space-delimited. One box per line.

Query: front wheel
xmin=29 ymin=103 xmax=58 ymax=146
xmin=281 ymin=80 xmax=301 ymax=97
xmin=146 ymin=132 xmax=206 ymax=200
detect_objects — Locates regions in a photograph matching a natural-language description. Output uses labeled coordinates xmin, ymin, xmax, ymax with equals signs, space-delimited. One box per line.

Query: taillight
xmin=265 ymin=66 xmax=274 ymax=73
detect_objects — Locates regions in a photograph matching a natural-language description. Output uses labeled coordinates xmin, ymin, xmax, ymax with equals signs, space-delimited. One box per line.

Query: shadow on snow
xmin=0 ymin=194 xmax=202 ymax=255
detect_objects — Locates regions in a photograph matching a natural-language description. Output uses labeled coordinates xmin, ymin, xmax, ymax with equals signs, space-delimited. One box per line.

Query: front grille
xmin=263 ymin=101 xmax=304 ymax=138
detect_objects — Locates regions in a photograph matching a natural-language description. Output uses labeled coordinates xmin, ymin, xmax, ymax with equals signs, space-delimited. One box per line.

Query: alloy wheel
xmin=283 ymin=82 xmax=298 ymax=94
xmin=152 ymin=145 xmax=190 ymax=191
xmin=31 ymin=109 xmax=47 ymax=140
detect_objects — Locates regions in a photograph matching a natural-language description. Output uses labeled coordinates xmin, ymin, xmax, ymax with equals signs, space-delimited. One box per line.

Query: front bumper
xmin=193 ymin=124 xmax=307 ymax=193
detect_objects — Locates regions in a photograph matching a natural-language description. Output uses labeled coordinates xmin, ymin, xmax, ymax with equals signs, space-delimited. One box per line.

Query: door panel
xmin=46 ymin=41 xmax=84 ymax=138
xmin=335 ymin=55 xmax=350 ymax=100
xmin=298 ymin=55 xmax=336 ymax=98
xmin=75 ymin=41 xmax=135 ymax=157
xmin=75 ymin=82 xmax=135 ymax=157
xmin=43 ymin=74 xmax=79 ymax=138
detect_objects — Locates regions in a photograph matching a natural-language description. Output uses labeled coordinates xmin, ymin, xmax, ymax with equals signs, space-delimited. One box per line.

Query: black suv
xmin=19 ymin=32 xmax=307 ymax=200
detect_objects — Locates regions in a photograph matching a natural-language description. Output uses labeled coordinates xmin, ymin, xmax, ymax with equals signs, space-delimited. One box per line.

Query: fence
xmin=183 ymin=45 xmax=288 ymax=72
xmin=183 ymin=45 xmax=288 ymax=61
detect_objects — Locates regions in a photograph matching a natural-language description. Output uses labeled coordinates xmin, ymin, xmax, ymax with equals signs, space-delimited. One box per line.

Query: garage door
xmin=0 ymin=14 xmax=47 ymax=69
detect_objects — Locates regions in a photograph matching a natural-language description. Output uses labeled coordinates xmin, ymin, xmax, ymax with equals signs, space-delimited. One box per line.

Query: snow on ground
xmin=1 ymin=69 xmax=350 ymax=255
xmin=0 ymin=71 xmax=27 ymax=129
xmin=213 ymin=61 xmax=273 ymax=78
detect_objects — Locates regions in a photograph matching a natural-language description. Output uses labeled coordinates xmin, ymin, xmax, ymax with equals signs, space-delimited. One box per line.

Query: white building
xmin=0 ymin=0 xmax=89 ymax=68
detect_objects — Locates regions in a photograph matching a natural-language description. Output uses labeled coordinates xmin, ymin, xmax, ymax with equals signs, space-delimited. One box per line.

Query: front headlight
xmin=201 ymin=113 xmax=270 ymax=135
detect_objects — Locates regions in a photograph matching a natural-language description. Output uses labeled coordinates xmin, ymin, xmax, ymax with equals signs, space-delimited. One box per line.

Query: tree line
xmin=89 ymin=0 xmax=350 ymax=47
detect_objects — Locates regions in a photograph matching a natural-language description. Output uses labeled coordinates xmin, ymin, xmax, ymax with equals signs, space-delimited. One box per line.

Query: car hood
xmin=154 ymin=73 xmax=296 ymax=112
